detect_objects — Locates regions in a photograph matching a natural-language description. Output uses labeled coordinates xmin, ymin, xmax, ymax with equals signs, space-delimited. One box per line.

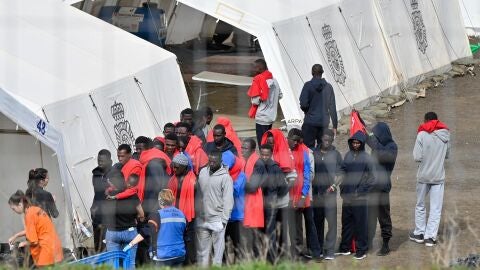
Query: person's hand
xmin=106 ymin=195 xmax=116 ymax=200
xmin=333 ymin=128 xmax=337 ymax=138
xmin=8 ymin=235 xmax=17 ymax=245
xmin=18 ymin=241 xmax=28 ymax=248
xmin=296 ymin=196 xmax=306 ymax=208
xmin=327 ymin=184 xmax=337 ymax=193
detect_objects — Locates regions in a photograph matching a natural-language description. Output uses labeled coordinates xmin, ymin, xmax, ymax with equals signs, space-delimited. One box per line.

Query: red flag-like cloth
xmin=350 ymin=109 xmax=367 ymax=137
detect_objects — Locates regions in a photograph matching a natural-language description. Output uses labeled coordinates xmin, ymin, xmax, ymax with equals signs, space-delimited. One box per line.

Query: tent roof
xmin=0 ymin=0 xmax=177 ymax=110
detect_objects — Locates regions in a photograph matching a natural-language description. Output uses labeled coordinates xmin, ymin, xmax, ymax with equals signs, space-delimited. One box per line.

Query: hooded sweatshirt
xmin=413 ymin=120 xmax=450 ymax=184
xmin=366 ymin=122 xmax=398 ymax=192
xmin=339 ymin=131 xmax=375 ymax=199
xmin=204 ymin=137 xmax=239 ymax=156
xmin=299 ymin=77 xmax=338 ymax=128
xmin=222 ymin=150 xmax=246 ymax=221
xmin=196 ymin=166 xmax=234 ymax=225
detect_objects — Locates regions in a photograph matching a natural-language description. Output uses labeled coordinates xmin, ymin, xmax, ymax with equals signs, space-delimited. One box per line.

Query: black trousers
xmin=287 ymin=205 xmax=322 ymax=258
xmin=367 ymin=191 xmax=393 ymax=247
xmin=301 ymin=123 xmax=324 ymax=149
xmin=244 ymin=227 xmax=264 ymax=260
xmin=264 ymin=207 xmax=289 ymax=263
xmin=313 ymin=193 xmax=337 ymax=256
xmin=256 ymin=123 xmax=272 ymax=148
xmin=225 ymin=221 xmax=247 ymax=263
xmin=93 ymin=224 xmax=106 ymax=253
xmin=184 ymin=219 xmax=197 ymax=265
xmin=339 ymin=199 xmax=369 ymax=254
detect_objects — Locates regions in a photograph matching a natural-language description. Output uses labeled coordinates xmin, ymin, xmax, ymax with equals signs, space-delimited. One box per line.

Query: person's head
xmin=321 ymin=129 xmax=335 ymax=150
xmin=153 ymin=139 xmax=164 ymax=151
xmin=97 ymin=149 xmax=112 ymax=171
xmin=127 ymin=174 xmax=139 ymax=188
xmin=177 ymin=136 xmax=188 ymax=152
xmin=8 ymin=190 xmax=30 ymax=214
xmin=208 ymin=150 xmax=223 ymax=173
xmin=253 ymin=59 xmax=267 ymax=76
xmin=260 ymin=144 xmax=273 ymax=162
xmin=241 ymin=138 xmax=256 ymax=160
xmin=351 ymin=139 xmax=362 ymax=151
xmin=180 ymin=108 xmax=194 ymax=126
xmin=164 ymin=133 xmax=178 ymax=157
xmin=106 ymin=169 xmax=126 ymax=196
xmin=202 ymin=106 xmax=213 ymax=125
xmin=311 ymin=64 xmax=324 ymax=78
xmin=287 ymin=128 xmax=303 ymax=150
xmin=28 ymin=168 xmax=49 ymax=188
xmin=163 ymin=123 xmax=175 ymax=137
xmin=117 ymin=144 xmax=132 ymax=165
xmin=135 ymin=136 xmax=153 ymax=154
xmin=424 ymin=112 xmax=438 ymax=122
xmin=266 ymin=132 xmax=274 ymax=147
xmin=158 ymin=189 xmax=175 ymax=209
xmin=213 ymin=124 xmax=226 ymax=146
xmin=172 ymin=153 xmax=189 ymax=177
xmin=175 ymin=122 xmax=192 ymax=138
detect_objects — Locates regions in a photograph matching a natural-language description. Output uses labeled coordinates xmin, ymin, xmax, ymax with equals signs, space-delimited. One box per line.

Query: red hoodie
xmin=168 ymin=170 xmax=197 ymax=222
xmin=417 ymin=120 xmax=449 ymax=133
xmin=247 ymin=70 xmax=272 ymax=118
xmin=243 ymin=153 xmax=264 ymax=228
xmin=261 ymin=129 xmax=295 ymax=173
xmin=137 ymin=148 xmax=171 ymax=201
xmin=207 ymin=117 xmax=243 ymax=157
xmin=185 ymin=135 xmax=208 ymax=175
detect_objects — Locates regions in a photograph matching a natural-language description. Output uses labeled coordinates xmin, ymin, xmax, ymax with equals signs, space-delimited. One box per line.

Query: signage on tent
xmin=322 ymin=24 xmax=347 ymax=86
xmin=411 ymin=0 xmax=428 ymax=54
xmin=111 ymin=101 xmax=135 ymax=148
xmin=36 ymin=119 xmax=47 ymax=136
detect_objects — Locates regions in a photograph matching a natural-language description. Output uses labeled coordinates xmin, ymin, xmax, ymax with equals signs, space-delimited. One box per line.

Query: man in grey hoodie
xmin=196 ymin=150 xmax=234 ymax=266
xmin=410 ymin=112 xmax=450 ymax=247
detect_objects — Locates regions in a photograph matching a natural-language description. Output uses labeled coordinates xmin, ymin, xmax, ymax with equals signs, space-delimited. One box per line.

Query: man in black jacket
xmin=203 ymin=124 xmax=239 ymax=156
xmin=299 ymin=64 xmax=338 ymax=149
xmin=366 ymin=122 xmax=398 ymax=256
xmin=91 ymin=149 xmax=114 ymax=253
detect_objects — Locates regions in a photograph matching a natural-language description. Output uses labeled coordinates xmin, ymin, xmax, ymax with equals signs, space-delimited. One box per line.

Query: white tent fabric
xmin=176 ymin=0 xmax=471 ymax=123
xmin=460 ymin=0 xmax=480 ymax=35
xmin=0 ymin=0 xmax=189 ymax=249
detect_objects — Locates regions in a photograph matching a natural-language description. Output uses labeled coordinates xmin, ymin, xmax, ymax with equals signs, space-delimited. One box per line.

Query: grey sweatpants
xmin=414 ymin=182 xmax=445 ymax=240
xmin=196 ymin=226 xmax=226 ymax=267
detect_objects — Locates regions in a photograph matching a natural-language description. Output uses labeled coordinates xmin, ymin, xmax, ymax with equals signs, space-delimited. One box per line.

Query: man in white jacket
xmin=410 ymin=112 xmax=450 ymax=247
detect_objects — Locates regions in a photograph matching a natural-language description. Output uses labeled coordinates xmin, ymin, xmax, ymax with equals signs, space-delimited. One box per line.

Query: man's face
xmin=266 ymin=136 xmax=274 ymax=147
xmin=135 ymin=143 xmax=147 ymax=155
xmin=97 ymin=154 xmax=112 ymax=171
xmin=241 ymin=141 xmax=253 ymax=160
xmin=287 ymin=136 xmax=300 ymax=151
xmin=163 ymin=127 xmax=175 ymax=136
xmin=165 ymin=139 xmax=177 ymax=156
xmin=181 ymin=114 xmax=193 ymax=126
xmin=208 ymin=155 xmax=222 ymax=172
xmin=260 ymin=148 xmax=272 ymax=162
xmin=205 ymin=114 xmax=213 ymax=125
xmin=321 ymin=134 xmax=334 ymax=150
xmin=252 ymin=62 xmax=264 ymax=76
xmin=176 ymin=127 xmax=189 ymax=138
xmin=117 ymin=149 xmax=131 ymax=165
xmin=10 ymin=203 xmax=24 ymax=214
xmin=351 ymin=140 xmax=362 ymax=151
xmin=213 ymin=129 xmax=225 ymax=145
xmin=173 ymin=163 xmax=187 ymax=177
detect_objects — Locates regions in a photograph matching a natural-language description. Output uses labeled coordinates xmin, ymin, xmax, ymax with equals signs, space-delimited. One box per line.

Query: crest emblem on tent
xmin=322 ymin=24 xmax=346 ymax=86
xmin=111 ymin=101 xmax=135 ymax=147
xmin=411 ymin=0 xmax=428 ymax=54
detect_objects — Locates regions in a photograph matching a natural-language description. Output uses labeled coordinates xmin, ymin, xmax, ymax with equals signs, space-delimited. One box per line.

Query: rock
xmin=452 ymin=58 xmax=480 ymax=66
xmin=405 ymin=91 xmax=418 ymax=100
xmin=379 ymin=97 xmax=396 ymax=105
xmin=407 ymin=86 xmax=421 ymax=93
xmin=391 ymin=99 xmax=406 ymax=108
xmin=374 ymin=109 xmax=390 ymax=118
xmin=452 ymin=65 xmax=467 ymax=74
xmin=337 ymin=125 xmax=349 ymax=135
xmin=416 ymin=80 xmax=434 ymax=90
xmin=448 ymin=70 xmax=464 ymax=78
xmin=339 ymin=116 xmax=350 ymax=126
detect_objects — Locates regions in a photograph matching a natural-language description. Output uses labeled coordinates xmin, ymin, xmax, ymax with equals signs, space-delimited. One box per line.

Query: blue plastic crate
xmin=71 ymin=250 xmax=132 ymax=269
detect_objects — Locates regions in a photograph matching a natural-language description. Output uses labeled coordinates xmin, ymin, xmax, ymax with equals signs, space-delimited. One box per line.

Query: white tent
xmin=176 ymin=0 xmax=471 ymax=124
xmin=0 ymin=0 xmax=189 ymax=249
xmin=459 ymin=0 xmax=480 ymax=36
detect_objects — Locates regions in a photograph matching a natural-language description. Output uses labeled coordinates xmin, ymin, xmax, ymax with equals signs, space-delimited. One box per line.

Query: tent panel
xmin=166 ymin=4 xmax=206 ymax=45
xmin=460 ymin=0 xmax=480 ymax=34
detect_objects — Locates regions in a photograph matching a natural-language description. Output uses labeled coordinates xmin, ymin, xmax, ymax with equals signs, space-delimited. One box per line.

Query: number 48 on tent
xmin=36 ymin=119 xmax=47 ymax=136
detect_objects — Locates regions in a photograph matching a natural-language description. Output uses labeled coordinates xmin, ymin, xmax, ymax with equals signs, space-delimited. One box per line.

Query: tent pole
xmin=88 ymin=94 xmax=117 ymax=148
xmin=133 ymin=77 xmax=162 ymax=130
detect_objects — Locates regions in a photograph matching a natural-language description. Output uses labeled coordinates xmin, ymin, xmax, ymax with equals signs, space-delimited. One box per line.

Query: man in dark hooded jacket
xmin=366 ymin=122 xmax=398 ymax=256
xmin=204 ymin=124 xmax=239 ymax=156
xmin=299 ymin=64 xmax=338 ymax=149
xmin=334 ymin=131 xmax=375 ymax=260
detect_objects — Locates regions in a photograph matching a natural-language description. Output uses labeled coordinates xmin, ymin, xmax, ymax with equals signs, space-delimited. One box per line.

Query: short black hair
xmin=181 ymin=108 xmax=194 ymax=117
xmin=208 ymin=150 xmax=222 ymax=160
xmin=288 ymin=128 xmax=303 ymax=139
xmin=243 ymin=138 xmax=256 ymax=150
xmin=203 ymin=106 xmax=213 ymax=117
xmin=254 ymin=59 xmax=267 ymax=70
xmin=213 ymin=124 xmax=226 ymax=134
xmin=424 ymin=112 xmax=438 ymax=121
xmin=118 ymin=144 xmax=132 ymax=154
xmin=98 ymin=149 xmax=111 ymax=159
xmin=323 ymin=129 xmax=335 ymax=138
xmin=135 ymin=136 xmax=152 ymax=146
xmin=164 ymin=122 xmax=175 ymax=130
xmin=165 ymin=133 xmax=178 ymax=141
xmin=312 ymin=64 xmax=324 ymax=76
xmin=176 ymin=122 xmax=192 ymax=133
xmin=260 ymin=143 xmax=273 ymax=152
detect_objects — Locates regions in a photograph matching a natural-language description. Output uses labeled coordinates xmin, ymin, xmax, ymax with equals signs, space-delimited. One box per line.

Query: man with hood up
xmin=204 ymin=124 xmax=239 ymax=156
xmin=299 ymin=64 xmax=338 ymax=149
xmin=366 ymin=122 xmax=398 ymax=256
xmin=334 ymin=131 xmax=375 ymax=260
xmin=410 ymin=112 xmax=450 ymax=247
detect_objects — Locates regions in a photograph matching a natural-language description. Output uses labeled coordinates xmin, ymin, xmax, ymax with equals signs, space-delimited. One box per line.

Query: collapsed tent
xmin=176 ymin=0 xmax=471 ymax=125
xmin=459 ymin=0 xmax=480 ymax=36
xmin=0 ymin=0 xmax=189 ymax=249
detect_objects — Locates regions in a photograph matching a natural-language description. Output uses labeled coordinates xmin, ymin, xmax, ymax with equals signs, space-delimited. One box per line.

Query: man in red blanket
xmin=168 ymin=153 xmax=197 ymax=265
xmin=176 ymin=122 xmax=208 ymax=175
xmin=111 ymin=144 xmax=142 ymax=199
xmin=247 ymin=59 xmax=282 ymax=146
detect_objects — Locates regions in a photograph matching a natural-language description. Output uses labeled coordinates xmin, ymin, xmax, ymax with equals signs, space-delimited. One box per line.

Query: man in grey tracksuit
xmin=196 ymin=150 xmax=234 ymax=266
xmin=410 ymin=112 xmax=450 ymax=247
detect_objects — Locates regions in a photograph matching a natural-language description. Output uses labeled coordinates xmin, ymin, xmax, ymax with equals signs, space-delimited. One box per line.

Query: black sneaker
xmin=409 ymin=232 xmax=424 ymax=243
xmin=335 ymin=249 xmax=351 ymax=256
xmin=354 ymin=252 xmax=367 ymax=260
xmin=424 ymin=238 xmax=437 ymax=247
xmin=376 ymin=244 xmax=390 ymax=256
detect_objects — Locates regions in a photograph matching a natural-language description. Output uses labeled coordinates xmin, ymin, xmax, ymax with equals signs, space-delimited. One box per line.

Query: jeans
xmin=255 ymin=123 xmax=272 ymax=148
xmin=368 ymin=191 xmax=393 ymax=247
xmin=288 ymin=205 xmax=322 ymax=258
xmin=196 ymin=223 xmax=226 ymax=267
xmin=339 ymin=199 xmax=369 ymax=254
xmin=301 ymin=124 xmax=324 ymax=149
xmin=313 ymin=193 xmax=337 ymax=256
xmin=153 ymin=256 xmax=185 ymax=267
xmin=264 ymin=207 xmax=289 ymax=263
xmin=414 ymin=182 xmax=444 ymax=240
xmin=106 ymin=228 xmax=138 ymax=269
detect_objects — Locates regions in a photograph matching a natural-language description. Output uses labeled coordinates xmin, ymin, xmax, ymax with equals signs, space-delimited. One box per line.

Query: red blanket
xmin=247 ymin=70 xmax=272 ymax=118
xmin=290 ymin=144 xmax=310 ymax=208
xmin=168 ymin=170 xmax=196 ymax=222
xmin=121 ymin=158 xmax=142 ymax=180
xmin=138 ymin=148 xmax=172 ymax=201
xmin=207 ymin=117 xmax=243 ymax=157
xmin=261 ymin=129 xmax=295 ymax=173
xmin=185 ymin=135 xmax=208 ymax=175
xmin=417 ymin=120 xmax=449 ymax=133
xmin=243 ymin=153 xmax=264 ymax=228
